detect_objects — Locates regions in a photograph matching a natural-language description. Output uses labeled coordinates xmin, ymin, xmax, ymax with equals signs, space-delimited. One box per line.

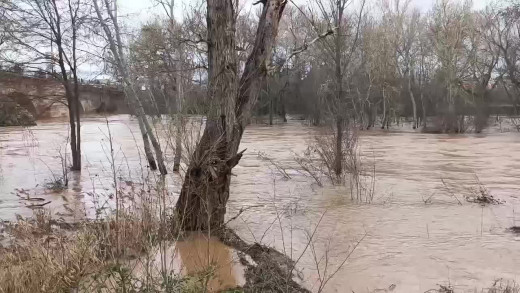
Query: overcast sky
xmin=118 ymin=0 xmax=493 ymax=27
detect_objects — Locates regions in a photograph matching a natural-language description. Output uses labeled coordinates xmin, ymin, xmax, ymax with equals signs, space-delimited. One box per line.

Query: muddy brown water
xmin=1 ymin=115 xmax=520 ymax=292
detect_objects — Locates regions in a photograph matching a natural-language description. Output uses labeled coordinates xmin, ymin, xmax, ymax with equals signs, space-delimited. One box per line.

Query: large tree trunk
xmin=175 ymin=0 xmax=237 ymax=231
xmin=175 ymin=0 xmax=287 ymax=231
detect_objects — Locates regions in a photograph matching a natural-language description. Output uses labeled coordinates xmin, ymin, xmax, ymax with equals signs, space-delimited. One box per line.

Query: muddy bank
xmin=218 ymin=228 xmax=309 ymax=292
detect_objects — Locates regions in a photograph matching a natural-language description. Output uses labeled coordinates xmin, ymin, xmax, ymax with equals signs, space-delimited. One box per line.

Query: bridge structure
xmin=0 ymin=72 xmax=128 ymax=119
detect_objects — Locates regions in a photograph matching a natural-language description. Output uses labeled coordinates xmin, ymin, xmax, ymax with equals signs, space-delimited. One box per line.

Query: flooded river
xmin=1 ymin=115 xmax=520 ymax=292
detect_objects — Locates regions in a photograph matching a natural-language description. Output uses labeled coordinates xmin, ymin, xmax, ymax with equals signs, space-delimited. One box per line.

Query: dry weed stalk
xmin=295 ymin=125 xmax=376 ymax=202
xmin=258 ymin=151 xmax=292 ymax=179
xmin=439 ymin=175 xmax=503 ymax=206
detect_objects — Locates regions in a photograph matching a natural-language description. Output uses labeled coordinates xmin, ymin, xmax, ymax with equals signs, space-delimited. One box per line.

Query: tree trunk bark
xmin=280 ymin=78 xmax=287 ymax=123
xmin=333 ymin=1 xmax=344 ymax=176
xmin=382 ymin=88 xmax=387 ymax=129
xmin=72 ymin=64 xmax=81 ymax=171
xmin=73 ymin=83 xmax=81 ymax=170
xmin=408 ymin=75 xmax=417 ymax=129
xmin=56 ymin=46 xmax=79 ymax=171
xmin=137 ymin=116 xmax=157 ymax=170
xmin=71 ymin=7 xmax=81 ymax=172
xmin=420 ymin=91 xmax=427 ymax=128
xmin=142 ymin=112 xmax=167 ymax=174
xmin=175 ymin=0 xmax=287 ymax=231
xmin=334 ymin=117 xmax=343 ymax=176
xmin=173 ymin=53 xmax=183 ymax=172
xmin=280 ymin=94 xmax=287 ymax=122
xmin=68 ymin=97 xmax=79 ymax=170
xmin=173 ymin=115 xmax=183 ymax=172
xmin=269 ymin=96 xmax=274 ymax=125
xmin=123 ymin=80 xmax=168 ymax=174
xmin=175 ymin=0 xmax=237 ymax=231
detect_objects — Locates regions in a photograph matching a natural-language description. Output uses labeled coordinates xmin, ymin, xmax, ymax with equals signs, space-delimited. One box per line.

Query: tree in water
xmin=4 ymin=0 xmax=84 ymax=171
xmin=93 ymin=0 xmax=168 ymax=174
xmin=175 ymin=0 xmax=288 ymax=231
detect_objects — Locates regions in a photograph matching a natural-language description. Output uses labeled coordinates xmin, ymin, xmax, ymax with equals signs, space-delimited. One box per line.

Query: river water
xmin=1 ymin=115 xmax=520 ymax=292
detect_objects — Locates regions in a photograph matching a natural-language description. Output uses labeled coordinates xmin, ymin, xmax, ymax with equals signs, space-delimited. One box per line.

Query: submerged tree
xmin=4 ymin=0 xmax=86 ymax=170
xmin=175 ymin=0 xmax=288 ymax=231
xmin=92 ymin=0 xmax=167 ymax=174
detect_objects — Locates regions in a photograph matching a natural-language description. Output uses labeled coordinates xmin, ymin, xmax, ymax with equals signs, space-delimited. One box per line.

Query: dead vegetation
xmin=258 ymin=151 xmax=292 ymax=179
xmin=0 ymin=210 xmax=314 ymax=293
xmin=0 ymin=182 xmax=318 ymax=293
xmin=424 ymin=279 xmax=520 ymax=293
xmin=295 ymin=126 xmax=376 ymax=203
xmin=464 ymin=176 xmax=504 ymax=205
xmin=438 ymin=175 xmax=504 ymax=206
xmin=0 ymin=205 xmax=211 ymax=292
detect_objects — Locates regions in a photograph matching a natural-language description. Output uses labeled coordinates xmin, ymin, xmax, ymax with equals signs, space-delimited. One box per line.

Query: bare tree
xmin=429 ymin=0 xmax=473 ymax=132
xmin=154 ymin=0 xmax=186 ymax=172
xmin=92 ymin=0 xmax=168 ymax=174
xmin=0 ymin=1 xmax=9 ymax=51
xmin=4 ymin=0 xmax=86 ymax=170
xmin=385 ymin=0 xmax=421 ymax=129
xmin=460 ymin=9 xmax=500 ymax=132
xmin=175 ymin=0 xmax=288 ymax=231
xmin=297 ymin=0 xmax=366 ymax=176
xmin=486 ymin=5 xmax=520 ymax=115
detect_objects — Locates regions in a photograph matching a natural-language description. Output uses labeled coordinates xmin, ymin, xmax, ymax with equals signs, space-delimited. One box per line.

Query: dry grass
xmin=423 ymin=280 xmax=520 ymax=293
xmin=0 ymin=211 xmax=102 ymax=293
xmin=0 ymin=189 xmax=185 ymax=293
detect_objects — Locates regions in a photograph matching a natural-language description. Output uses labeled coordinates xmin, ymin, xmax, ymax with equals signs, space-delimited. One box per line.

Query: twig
xmin=25 ymin=201 xmax=51 ymax=208
xmin=223 ymin=204 xmax=263 ymax=226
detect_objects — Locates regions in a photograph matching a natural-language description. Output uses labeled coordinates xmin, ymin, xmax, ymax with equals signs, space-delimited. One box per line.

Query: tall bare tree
xmin=175 ymin=0 xmax=287 ymax=231
xmin=429 ymin=0 xmax=473 ymax=132
xmin=486 ymin=5 xmax=520 ymax=114
xmin=299 ymin=0 xmax=366 ymax=176
xmin=93 ymin=0 xmax=168 ymax=174
xmin=385 ymin=0 xmax=421 ymax=129
xmin=4 ymin=0 xmax=86 ymax=170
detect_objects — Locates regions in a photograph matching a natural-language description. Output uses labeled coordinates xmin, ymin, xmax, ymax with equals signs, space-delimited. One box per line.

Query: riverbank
xmin=0 ymin=208 xmax=309 ymax=293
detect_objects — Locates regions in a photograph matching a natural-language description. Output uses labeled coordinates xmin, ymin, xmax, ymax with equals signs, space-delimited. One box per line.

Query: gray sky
xmin=118 ymin=0 xmax=493 ymax=25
